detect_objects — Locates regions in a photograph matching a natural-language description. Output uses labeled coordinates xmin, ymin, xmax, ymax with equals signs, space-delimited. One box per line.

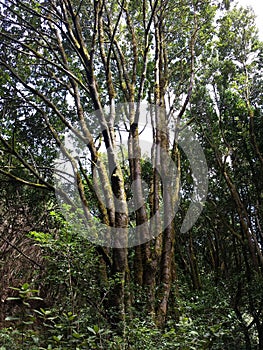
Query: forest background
xmin=0 ymin=0 xmax=263 ymax=349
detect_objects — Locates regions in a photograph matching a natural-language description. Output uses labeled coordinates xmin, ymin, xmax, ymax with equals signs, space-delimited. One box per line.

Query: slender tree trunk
xmin=109 ymin=247 xmax=128 ymax=332
xmin=188 ymin=233 xmax=202 ymax=290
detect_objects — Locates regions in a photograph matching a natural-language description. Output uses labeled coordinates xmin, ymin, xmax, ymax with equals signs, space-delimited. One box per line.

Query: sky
xmin=236 ymin=0 xmax=263 ymax=39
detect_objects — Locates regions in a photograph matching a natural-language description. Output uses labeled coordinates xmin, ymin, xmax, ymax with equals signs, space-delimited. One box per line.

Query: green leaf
xmin=29 ymin=296 xmax=43 ymax=300
xmin=8 ymin=287 xmax=20 ymax=291
xmin=22 ymin=301 xmax=30 ymax=307
xmin=53 ymin=335 xmax=63 ymax=342
xmin=87 ymin=326 xmax=97 ymax=335
xmin=72 ymin=332 xmax=83 ymax=339
xmin=22 ymin=283 xmax=30 ymax=290
xmin=93 ymin=324 xmax=100 ymax=333
xmin=5 ymin=316 xmax=19 ymax=321
xmin=22 ymin=320 xmax=34 ymax=325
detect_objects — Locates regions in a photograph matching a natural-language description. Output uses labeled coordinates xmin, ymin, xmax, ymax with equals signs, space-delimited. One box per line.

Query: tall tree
xmin=0 ymin=0 xmax=235 ymax=334
xmin=187 ymin=5 xmax=263 ymax=346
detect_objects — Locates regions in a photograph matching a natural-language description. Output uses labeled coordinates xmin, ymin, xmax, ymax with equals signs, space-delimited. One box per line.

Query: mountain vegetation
xmin=0 ymin=0 xmax=263 ymax=348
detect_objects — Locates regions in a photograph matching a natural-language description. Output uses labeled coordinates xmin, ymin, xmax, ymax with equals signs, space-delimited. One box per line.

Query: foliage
xmin=0 ymin=0 xmax=263 ymax=349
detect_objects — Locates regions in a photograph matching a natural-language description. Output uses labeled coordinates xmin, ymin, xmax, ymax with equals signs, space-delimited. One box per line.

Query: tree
xmin=0 ymin=0 xmax=216 ymax=331
xmin=188 ymin=5 xmax=263 ymax=347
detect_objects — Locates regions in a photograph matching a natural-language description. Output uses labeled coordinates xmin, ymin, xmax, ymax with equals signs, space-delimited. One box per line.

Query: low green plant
xmin=5 ymin=283 xmax=43 ymax=346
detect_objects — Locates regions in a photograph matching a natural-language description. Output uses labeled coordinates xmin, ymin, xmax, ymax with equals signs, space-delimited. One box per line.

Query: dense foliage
xmin=0 ymin=0 xmax=263 ymax=349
